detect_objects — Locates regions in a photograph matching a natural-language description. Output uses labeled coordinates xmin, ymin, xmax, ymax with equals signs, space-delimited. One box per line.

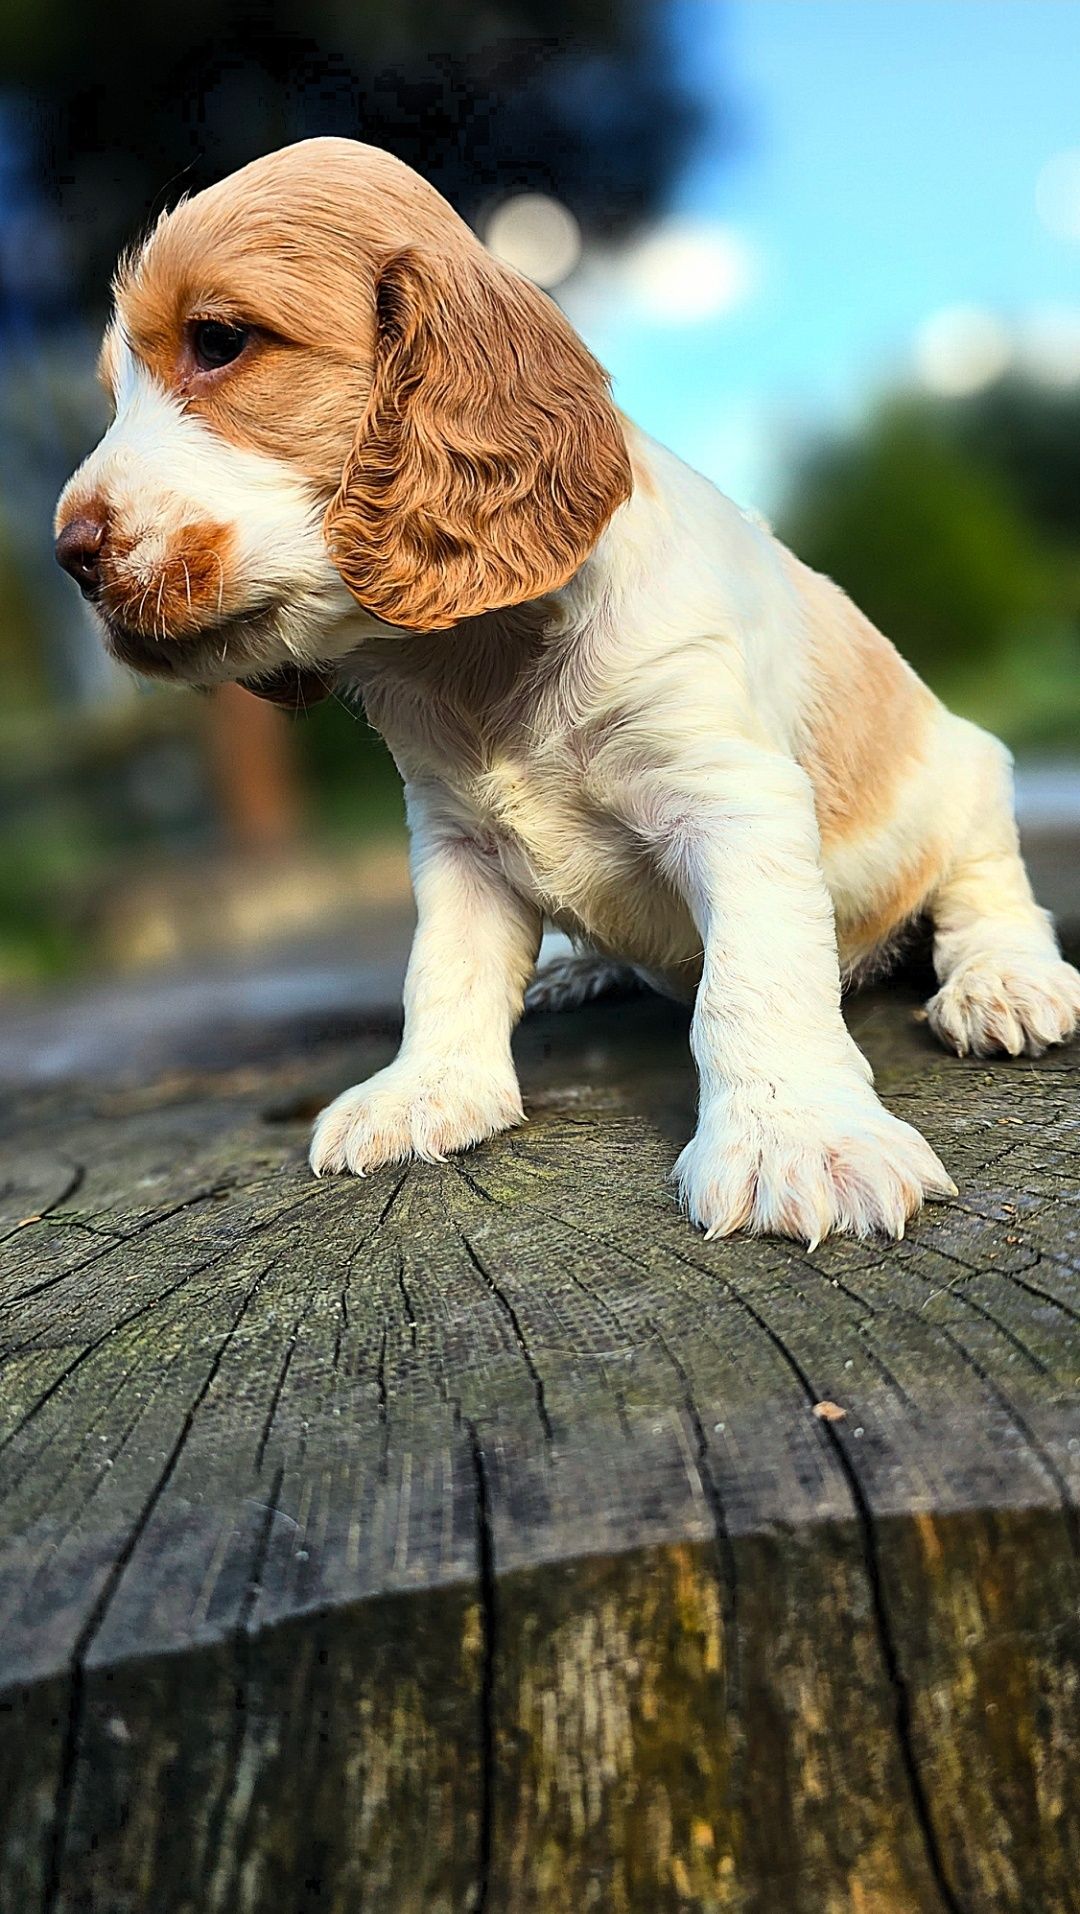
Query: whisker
xmin=329 ymin=688 xmax=363 ymax=724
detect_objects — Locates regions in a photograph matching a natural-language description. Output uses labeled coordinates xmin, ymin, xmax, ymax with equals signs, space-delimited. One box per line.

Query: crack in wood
xmin=466 ymin=1420 xmax=496 ymax=1914
xmin=41 ymin=1256 xmax=279 ymax=1913
xmin=3 ymin=1174 xmax=251 ymax=1311
xmin=460 ymin=1235 xmax=553 ymax=1442
xmin=0 ymin=1160 xmax=85 ymax=1251
xmin=0 ymin=1190 xmax=323 ymax=1455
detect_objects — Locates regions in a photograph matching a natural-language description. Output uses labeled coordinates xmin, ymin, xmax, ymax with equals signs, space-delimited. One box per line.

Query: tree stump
xmin=1 ymin=956 xmax=1078 ymax=1913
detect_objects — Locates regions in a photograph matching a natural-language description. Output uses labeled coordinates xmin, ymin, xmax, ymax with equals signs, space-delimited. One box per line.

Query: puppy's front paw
xmin=310 ymin=1061 xmax=523 ymax=1177
xmin=926 ymin=956 xmax=1080 ymax=1058
xmin=675 ymin=1085 xmax=956 ymax=1247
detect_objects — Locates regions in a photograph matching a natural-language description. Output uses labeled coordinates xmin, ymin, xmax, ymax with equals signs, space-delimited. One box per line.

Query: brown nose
xmin=55 ymin=514 xmax=107 ymax=595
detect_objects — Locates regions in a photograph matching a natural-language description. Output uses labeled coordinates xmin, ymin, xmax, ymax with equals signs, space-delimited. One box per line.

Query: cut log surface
xmin=1 ymin=954 xmax=1079 ymax=1913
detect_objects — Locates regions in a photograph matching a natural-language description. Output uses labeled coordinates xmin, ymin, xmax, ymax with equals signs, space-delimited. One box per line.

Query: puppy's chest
xmin=467 ymin=756 xmax=695 ymax=966
xmin=464 ymin=746 xmax=646 ymax=916
xmin=391 ymin=701 xmax=672 ymax=943
xmin=364 ymin=651 xmax=693 ymax=961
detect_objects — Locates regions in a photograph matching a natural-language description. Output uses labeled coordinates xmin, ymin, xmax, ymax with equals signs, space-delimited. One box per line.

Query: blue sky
xmin=566 ymin=0 xmax=1080 ymax=511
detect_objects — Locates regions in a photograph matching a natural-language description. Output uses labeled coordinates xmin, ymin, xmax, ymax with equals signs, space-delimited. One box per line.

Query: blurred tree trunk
xmin=205 ymin=683 xmax=301 ymax=850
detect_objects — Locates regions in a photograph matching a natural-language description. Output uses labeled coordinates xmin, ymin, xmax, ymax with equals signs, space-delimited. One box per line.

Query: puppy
xmin=55 ymin=138 xmax=1080 ymax=1245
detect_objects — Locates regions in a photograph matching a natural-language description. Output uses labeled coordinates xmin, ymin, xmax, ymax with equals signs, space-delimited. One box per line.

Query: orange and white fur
xmin=55 ymin=139 xmax=1080 ymax=1246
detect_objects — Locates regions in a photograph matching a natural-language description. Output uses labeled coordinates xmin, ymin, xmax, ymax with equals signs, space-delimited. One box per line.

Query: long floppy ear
xmin=324 ymin=246 xmax=633 ymax=631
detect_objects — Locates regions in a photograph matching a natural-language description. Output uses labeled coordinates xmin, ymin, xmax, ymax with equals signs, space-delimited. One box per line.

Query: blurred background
xmin=1 ymin=0 xmax=1079 ymax=1005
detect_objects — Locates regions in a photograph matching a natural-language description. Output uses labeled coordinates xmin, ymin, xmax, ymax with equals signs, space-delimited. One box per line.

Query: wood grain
xmin=1 ymin=962 xmax=1078 ymax=1912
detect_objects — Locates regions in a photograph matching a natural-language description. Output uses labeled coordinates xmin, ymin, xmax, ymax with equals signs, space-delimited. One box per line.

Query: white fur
xmin=59 ymin=342 xmax=1079 ymax=1244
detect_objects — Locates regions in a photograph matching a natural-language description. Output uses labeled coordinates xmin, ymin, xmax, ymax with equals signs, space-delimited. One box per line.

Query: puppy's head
xmin=54 ymin=138 xmax=632 ymax=694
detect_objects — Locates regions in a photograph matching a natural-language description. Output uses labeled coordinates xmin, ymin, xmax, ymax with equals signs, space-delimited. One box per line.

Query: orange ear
xmin=324 ymin=247 xmax=633 ymax=631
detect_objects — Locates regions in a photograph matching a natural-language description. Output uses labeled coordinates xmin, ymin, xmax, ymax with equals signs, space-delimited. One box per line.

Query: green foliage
xmin=952 ymin=377 xmax=1080 ymax=549
xmin=292 ymin=696 xmax=405 ymax=840
xmin=778 ymin=393 xmax=1080 ymax=748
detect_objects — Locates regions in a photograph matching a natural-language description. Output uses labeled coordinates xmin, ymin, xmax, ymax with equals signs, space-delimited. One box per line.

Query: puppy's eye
xmin=192 ymin=320 xmax=249 ymax=370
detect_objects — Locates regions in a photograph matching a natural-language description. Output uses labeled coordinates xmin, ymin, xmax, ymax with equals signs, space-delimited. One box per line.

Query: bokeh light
xmin=621 ymin=220 xmax=754 ymax=325
xmin=483 ymin=193 xmax=583 ymax=288
xmin=1018 ymin=305 xmax=1080 ymax=386
xmin=915 ymin=306 xmax=1012 ymax=396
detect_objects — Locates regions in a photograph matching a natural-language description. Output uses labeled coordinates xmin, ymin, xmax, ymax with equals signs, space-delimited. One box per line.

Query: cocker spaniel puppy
xmin=55 ymin=138 xmax=1080 ymax=1244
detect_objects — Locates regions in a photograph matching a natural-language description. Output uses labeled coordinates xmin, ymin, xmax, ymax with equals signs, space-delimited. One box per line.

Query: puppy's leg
xmin=622 ymin=744 xmax=955 ymax=1244
xmin=526 ymin=932 xmax=642 ymax=1013
xmin=926 ymin=735 xmax=1080 ymax=1057
xmin=311 ymin=788 xmax=541 ymax=1176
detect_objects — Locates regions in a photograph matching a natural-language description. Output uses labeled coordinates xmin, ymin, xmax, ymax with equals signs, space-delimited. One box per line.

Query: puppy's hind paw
xmin=525 ymin=953 xmax=640 ymax=1015
xmin=926 ymin=956 xmax=1080 ymax=1058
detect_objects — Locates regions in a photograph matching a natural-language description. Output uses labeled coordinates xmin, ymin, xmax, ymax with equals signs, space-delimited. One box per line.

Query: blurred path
xmin=0 ymin=796 xmax=1075 ymax=1088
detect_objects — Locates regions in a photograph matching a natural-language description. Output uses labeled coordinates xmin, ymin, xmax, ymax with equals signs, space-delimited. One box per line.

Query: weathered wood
xmin=1 ymin=952 xmax=1078 ymax=1912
